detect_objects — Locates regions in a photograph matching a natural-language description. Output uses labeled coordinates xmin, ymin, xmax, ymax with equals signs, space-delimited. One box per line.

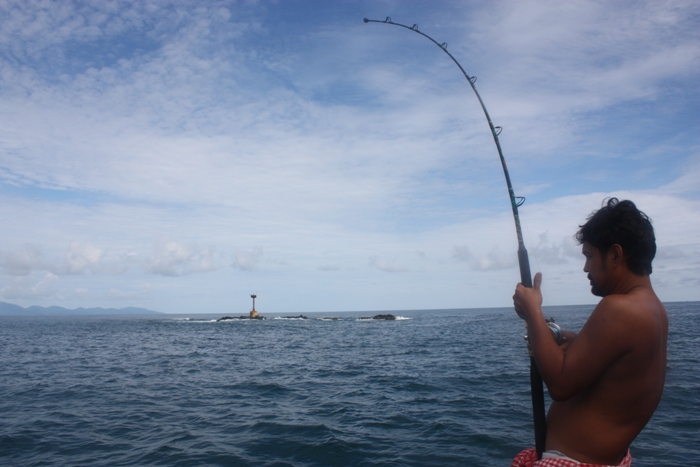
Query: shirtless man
xmin=511 ymin=198 xmax=668 ymax=466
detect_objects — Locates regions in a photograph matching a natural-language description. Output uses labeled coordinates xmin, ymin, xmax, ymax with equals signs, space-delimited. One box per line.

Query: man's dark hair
xmin=575 ymin=198 xmax=656 ymax=275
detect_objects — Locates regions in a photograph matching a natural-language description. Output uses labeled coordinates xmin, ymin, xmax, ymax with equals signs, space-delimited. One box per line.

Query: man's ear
xmin=609 ymin=244 xmax=625 ymax=266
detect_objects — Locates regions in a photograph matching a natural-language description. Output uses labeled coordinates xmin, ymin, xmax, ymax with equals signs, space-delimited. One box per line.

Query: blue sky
xmin=1 ymin=0 xmax=698 ymax=314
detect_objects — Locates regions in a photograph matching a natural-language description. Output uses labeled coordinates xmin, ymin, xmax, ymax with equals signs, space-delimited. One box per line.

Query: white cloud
xmin=531 ymin=232 xmax=575 ymax=265
xmin=0 ymin=244 xmax=45 ymax=276
xmin=453 ymin=245 xmax=474 ymax=263
xmin=144 ymin=238 xmax=217 ymax=277
xmin=63 ymin=241 xmax=104 ymax=274
xmin=476 ymin=245 xmax=518 ymax=272
xmin=0 ymin=272 xmax=59 ymax=300
xmin=232 ymin=247 xmax=263 ymax=272
xmin=454 ymin=242 xmax=526 ymax=271
xmin=369 ymin=256 xmax=407 ymax=273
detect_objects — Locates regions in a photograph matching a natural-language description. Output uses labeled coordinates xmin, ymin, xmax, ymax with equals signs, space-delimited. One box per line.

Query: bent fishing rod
xmin=364 ymin=17 xmax=547 ymax=458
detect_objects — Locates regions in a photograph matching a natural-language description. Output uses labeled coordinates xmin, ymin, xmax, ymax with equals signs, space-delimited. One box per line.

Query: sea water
xmin=1 ymin=303 xmax=698 ymax=466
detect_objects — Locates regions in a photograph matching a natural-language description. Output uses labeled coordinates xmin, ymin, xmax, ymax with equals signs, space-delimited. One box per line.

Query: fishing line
xmin=364 ymin=17 xmax=547 ymax=458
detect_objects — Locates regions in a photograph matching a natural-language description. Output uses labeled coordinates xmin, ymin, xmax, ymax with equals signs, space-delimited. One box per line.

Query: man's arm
xmin=514 ymin=273 xmax=634 ymax=401
xmin=559 ymin=330 xmax=577 ymax=350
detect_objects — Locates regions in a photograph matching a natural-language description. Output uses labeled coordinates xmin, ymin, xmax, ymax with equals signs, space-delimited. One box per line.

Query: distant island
xmin=0 ymin=301 xmax=162 ymax=316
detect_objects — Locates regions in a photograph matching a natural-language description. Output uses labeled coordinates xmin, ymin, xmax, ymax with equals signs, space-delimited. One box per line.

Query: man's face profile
xmin=582 ymin=242 xmax=607 ymax=297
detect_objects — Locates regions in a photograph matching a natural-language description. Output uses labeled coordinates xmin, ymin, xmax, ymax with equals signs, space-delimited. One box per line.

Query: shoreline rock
xmin=217 ymin=315 xmax=266 ymax=321
xmin=358 ymin=314 xmax=397 ymax=320
xmin=373 ymin=314 xmax=396 ymax=320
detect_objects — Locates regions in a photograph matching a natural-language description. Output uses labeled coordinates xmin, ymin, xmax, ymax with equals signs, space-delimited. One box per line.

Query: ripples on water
xmin=1 ymin=303 xmax=697 ymax=466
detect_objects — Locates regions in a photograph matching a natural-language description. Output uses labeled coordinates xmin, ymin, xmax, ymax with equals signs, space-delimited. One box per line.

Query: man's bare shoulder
xmin=587 ymin=288 xmax=667 ymax=361
xmin=572 ymin=289 xmax=665 ymax=372
xmin=584 ymin=295 xmax=637 ymax=338
xmin=590 ymin=288 xmax=665 ymax=328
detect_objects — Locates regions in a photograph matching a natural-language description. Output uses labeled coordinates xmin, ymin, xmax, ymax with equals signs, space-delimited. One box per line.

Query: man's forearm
xmin=561 ymin=330 xmax=577 ymax=347
xmin=525 ymin=315 xmax=568 ymax=396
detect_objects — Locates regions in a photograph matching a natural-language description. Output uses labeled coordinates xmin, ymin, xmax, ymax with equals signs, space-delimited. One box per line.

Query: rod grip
xmin=530 ymin=357 xmax=547 ymax=458
xmin=518 ymin=246 xmax=533 ymax=288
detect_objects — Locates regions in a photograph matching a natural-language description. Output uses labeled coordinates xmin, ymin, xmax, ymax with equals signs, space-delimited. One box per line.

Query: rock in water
xmin=217 ymin=315 xmax=266 ymax=321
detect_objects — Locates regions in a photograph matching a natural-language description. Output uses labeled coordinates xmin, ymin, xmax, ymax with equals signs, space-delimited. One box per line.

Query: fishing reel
xmin=524 ymin=317 xmax=564 ymax=345
xmin=546 ymin=318 xmax=564 ymax=345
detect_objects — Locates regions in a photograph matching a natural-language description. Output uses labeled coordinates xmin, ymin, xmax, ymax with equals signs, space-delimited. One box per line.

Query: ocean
xmin=1 ymin=302 xmax=698 ymax=466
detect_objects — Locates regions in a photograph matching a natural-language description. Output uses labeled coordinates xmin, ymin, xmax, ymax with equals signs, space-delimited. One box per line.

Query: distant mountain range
xmin=0 ymin=301 xmax=162 ymax=316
